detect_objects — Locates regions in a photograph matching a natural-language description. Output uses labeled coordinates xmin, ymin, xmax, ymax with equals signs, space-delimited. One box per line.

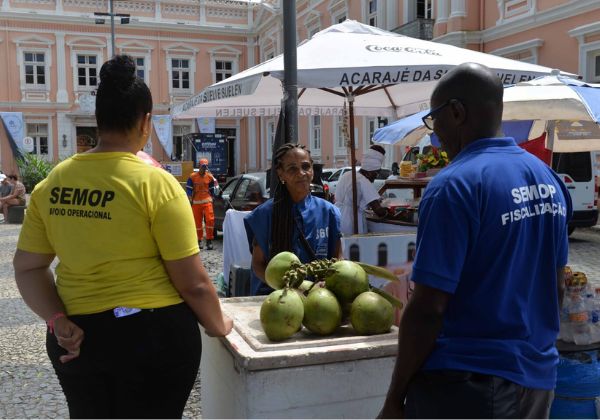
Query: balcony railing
xmin=393 ymin=18 xmax=434 ymax=40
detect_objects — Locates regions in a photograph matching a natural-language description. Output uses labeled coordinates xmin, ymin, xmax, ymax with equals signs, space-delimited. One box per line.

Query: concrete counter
xmin=200 ymin=296 xmax=399 ymax=418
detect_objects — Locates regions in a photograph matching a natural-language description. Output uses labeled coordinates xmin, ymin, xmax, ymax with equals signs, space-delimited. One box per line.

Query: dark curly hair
xmin=269 ymin=143 xmax=312 ymax=259
xmin=95 ymin=55 xmax=152 ymax=133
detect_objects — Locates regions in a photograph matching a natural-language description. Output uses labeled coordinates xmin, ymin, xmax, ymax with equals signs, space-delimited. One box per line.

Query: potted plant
xmin=16 ymin=153 xmax=56 ymax=193
xmin=416 ymin=147 xmax=449 ymax=177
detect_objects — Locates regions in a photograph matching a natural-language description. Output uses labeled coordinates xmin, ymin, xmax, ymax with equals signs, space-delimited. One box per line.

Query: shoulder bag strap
xmin=293 ymin=212 xmax=317 ymax=261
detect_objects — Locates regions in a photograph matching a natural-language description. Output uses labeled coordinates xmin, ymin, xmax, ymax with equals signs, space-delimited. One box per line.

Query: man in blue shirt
xmin=379 ymin=63 xmax=571 ymax=419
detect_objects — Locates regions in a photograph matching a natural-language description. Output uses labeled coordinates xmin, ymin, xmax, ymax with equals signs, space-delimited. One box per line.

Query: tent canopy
xmin=172 ymin=20 xmax=569 ymax=120
xmin=373 ymin=74 xmax=600 ymax=152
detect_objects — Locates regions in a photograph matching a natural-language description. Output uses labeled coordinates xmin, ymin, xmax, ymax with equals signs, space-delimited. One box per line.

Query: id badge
xmin=113 ymin=307 xmax=142 ymax=318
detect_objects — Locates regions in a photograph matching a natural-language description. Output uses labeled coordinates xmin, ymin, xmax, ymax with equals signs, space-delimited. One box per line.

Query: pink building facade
xmin=1 ymin=0 xmax=599 ymax=177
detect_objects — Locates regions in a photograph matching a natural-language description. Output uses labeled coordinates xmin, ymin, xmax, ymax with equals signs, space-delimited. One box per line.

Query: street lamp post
xmin=109 ymin=0 xmax=115 ymax=56
xmin=94 ymin=0 xmax=130 ymax=57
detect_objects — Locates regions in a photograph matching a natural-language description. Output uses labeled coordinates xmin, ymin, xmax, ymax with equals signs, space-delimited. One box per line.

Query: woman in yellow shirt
xmin=13 ymin=55 xmax=232 ymax=419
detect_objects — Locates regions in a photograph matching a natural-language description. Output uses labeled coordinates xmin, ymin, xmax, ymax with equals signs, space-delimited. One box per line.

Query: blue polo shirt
xmin=412 ymin=137 xmax=572 ymax=390
xmin=244 ymin=194 xmax=341 ymax=295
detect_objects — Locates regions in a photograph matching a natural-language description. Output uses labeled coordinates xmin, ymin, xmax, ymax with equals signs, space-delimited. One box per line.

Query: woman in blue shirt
xmin=244 ymin=143 xmax=342 ymax=295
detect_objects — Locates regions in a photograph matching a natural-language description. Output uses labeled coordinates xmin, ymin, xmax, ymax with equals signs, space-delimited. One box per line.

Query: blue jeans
xmin=46 ymin=303 xmax=201 ymax=419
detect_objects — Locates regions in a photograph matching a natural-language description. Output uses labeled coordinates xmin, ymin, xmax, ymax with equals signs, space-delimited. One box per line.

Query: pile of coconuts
xmin=259 ymin=251 xmax=404 ymax=342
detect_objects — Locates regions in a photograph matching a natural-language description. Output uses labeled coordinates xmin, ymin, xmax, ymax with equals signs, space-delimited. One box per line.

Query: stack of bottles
xmin=559 ymin=266 xmax=600 ymax=345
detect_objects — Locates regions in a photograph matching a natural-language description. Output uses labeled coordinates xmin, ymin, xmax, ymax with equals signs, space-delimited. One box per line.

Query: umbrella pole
xmin=282 ymin=0 xmax=298 ymax=144
xmin=348 ymin=94 xmax=359 ymax=235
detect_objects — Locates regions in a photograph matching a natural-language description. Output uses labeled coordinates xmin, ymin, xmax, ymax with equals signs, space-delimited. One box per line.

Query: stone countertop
xmin=216 ymin=296 xmax=399 ymax=372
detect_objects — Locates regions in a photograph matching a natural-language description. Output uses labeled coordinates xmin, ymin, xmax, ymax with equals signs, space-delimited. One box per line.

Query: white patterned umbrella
xmin=172 ymin=20 xmax=569 ymax=233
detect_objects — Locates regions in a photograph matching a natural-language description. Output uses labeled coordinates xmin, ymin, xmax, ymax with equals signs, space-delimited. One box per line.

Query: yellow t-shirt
xmin=17 ymin=152 xmax=199 ymax=315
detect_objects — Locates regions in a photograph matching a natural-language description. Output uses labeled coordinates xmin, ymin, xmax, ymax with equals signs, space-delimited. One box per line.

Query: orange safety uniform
xmin=186 ymin=171 xmax=217 ymax=240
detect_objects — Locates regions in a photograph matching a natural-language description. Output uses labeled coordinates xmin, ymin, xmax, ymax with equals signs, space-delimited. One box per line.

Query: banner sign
xmin=172 ymin=75 xmax=261 ymax=116
xmin=151 ymin=115 xmax=172 ymax=158
xmin=164 ymin=163 xmax=183 ymax=177
xmin=556 ymin=120 xmax=600 ymax=140
xmin=0 ymin=112 xmax=25 ymax=160
xmin=22 ymin=136 xmax=34 ymax=153
xmin=189 ymin=133 xmax=228 ymax=175
xmin=197 ymin=117 xmax=216 ymax=134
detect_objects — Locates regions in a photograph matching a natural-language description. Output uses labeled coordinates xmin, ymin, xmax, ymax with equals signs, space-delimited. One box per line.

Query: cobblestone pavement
xmin=2 ymin=225 xmax=600 ymax=418
xmin=0 ymin=223 xmax=223 ymax=419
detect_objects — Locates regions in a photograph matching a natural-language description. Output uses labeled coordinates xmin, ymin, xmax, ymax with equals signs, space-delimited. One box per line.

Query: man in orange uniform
xmin=186 ymin=158 xmax=217 ymax=250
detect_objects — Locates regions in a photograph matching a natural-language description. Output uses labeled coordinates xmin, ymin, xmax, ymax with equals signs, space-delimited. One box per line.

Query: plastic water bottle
xmin=570 ymin=294 xmax=592 ymax=345
xmin=591 ymin=287 xmax=600 ymax=343
xmin=559 ymin=293 xmax=574 ymax=343
xmin=585 ymin=284 xmax=597 ymax=321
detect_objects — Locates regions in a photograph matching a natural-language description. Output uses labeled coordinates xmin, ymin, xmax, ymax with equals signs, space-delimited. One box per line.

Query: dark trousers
xmin=47 ymin=302 xmax=201 ymax=419
xmin=405 ymin=370 xmax=554 ymax=419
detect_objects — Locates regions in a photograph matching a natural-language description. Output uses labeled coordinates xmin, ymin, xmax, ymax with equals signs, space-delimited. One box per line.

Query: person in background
xmin=389 ymin=162 xmax=400 ymax=178
xmin=13 ymin=55 xmax=232 ymax=419
xmin=0 ymin=174 xmax=26 ymax=222
xmin=187 ymin=158 xmax=217 ymax=250
xmin=0 ymin=174 xmax=12 ymax=198
xmin=335 ymin=145 xmax=388 ymax=235
xmin=379 ymin=63 xmax=571 ymax=419
xmin=244 ymin=143 xmax=342 ymax=296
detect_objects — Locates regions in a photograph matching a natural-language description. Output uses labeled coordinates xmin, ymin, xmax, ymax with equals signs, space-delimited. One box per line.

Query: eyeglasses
xmin=421 ymin=100 xmax=453 ymax=130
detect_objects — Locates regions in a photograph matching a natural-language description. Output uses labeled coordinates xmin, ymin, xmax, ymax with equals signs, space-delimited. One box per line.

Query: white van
xmin=401 ymin=145 xmax=598 ymax=235
xmin=552 ymin=152 xmax=598 ymax=235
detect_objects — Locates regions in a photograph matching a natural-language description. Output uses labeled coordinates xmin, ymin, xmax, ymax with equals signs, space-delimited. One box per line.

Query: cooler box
xmin=199 ymin=296 xmax=398 ymax=418
xmin=551 ymin=341 xmax=600 ymax=419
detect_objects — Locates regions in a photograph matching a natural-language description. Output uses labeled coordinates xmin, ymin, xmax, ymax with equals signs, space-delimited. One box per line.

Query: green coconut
xmin=265 ymin=251 xmax=301 ymax=290
xmin=260 ymin=289 xmax=304 ymax=341
xmin=302 ymin=288 xmax=342 ymax=335
xmin=350 ymin=291 xmax=394 ymax=335
xmin=325 ymin=260 xmax=370 ymax=304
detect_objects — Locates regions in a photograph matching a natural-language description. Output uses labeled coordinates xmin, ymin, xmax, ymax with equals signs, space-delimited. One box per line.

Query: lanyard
xmin=293 ymin=208 xmax=317 ymax=261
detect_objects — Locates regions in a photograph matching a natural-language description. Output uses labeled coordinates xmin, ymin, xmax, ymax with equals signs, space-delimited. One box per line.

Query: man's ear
xmin=450 ymin=99 xmax=467 ymax=125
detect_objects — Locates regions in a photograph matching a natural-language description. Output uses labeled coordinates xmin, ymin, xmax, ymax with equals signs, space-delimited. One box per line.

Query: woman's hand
xmin=164 ymin=254 xmax=233 ymax=338
xmin=205 ymin=314 xmax=234 ymax=337
xmin=53 ymin=317 xmax=85 ymax=363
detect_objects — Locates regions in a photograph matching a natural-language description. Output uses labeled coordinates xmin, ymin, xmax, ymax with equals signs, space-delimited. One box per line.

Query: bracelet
xmin=46 ymin=312 xmax=66 ymax=334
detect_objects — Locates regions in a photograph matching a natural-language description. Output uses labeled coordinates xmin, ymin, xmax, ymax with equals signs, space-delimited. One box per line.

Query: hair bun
xmin=99 ymin=55 xmax=136 ymax=90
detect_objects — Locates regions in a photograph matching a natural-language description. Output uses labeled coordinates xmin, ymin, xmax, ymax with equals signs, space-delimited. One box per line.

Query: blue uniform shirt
xmin=412 ymin=137 xmax=572 ymax=390
xmin=244 ymin=194 xmax=342 ymax=295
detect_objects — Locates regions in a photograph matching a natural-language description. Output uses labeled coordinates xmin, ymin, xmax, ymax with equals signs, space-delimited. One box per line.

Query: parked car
xmin=213 ymin=173 xmax=267 ymax=233
xmin=213 ymin=167 xmax=330 ymax=232
xmin=324 ymin=166 xmax=390 ymax=202
xmin=321 ymin=168 xmax=337 ymax=182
